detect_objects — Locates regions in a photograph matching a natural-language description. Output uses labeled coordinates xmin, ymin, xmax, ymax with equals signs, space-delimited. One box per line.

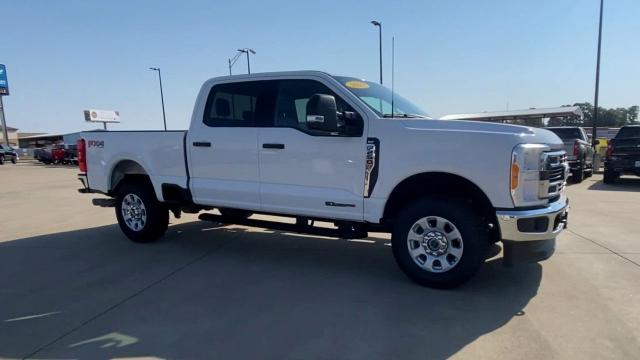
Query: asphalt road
xmin=1 ymin=163 xmax=639 ymax=359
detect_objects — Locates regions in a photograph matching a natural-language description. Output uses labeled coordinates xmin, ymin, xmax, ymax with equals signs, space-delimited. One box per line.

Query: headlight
xmin=511 ymin=144 xmax=550 ymax=207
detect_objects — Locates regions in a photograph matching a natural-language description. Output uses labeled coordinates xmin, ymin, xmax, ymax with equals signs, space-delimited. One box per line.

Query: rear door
xmin=258 ymin=78 xmax=367 ymax=220
xmin=187 ymin=80 xmax=277 ymax=210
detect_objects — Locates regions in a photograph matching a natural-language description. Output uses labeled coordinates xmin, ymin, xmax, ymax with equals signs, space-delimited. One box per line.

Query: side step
xmin=198 ymin=213 xmax=368 ymax=239
xmin=92 ymin=198 xmax=116 ymax=207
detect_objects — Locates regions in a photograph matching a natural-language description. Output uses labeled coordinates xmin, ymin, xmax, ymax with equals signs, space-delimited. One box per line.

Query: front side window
xmin=274 ymin=79 xmax=357 ymax=132
xmin=332 ymin=76 xmax=429 ymax=118
xmin=203 ymin=81 xmax=276 ymax=127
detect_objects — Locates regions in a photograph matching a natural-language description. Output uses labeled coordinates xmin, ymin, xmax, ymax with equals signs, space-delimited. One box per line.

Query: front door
xmin=258 ymin=79 xmax=367 ymax=221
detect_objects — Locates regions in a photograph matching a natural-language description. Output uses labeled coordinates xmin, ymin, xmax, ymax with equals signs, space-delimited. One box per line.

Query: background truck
xmin=604 ymin=125 xmax=640 ymax=183
xmin=77 ymin=71 xmax=569 ymax=288
xmin=546 ymin=127 xmax=594 ymax=183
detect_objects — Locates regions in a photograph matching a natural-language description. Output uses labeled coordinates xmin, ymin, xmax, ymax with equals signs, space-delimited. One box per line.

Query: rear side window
xmin=616 ymin=127 xmax=640 ymax=138
xmin=203 ymin=81 xmax=276 ymax=127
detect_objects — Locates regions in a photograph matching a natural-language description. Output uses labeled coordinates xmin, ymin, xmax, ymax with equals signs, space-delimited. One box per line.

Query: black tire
xmin=0 ymin=155 xmax=4 ymax=165
xmin=219 ymin=208 xmax=253 ymax=221
xmin=115 ymin=180 xmax=169 ymax=243
xmin=572 ymin=167 xmax=584 ymax=183
xmin=11 ymin=156 xmax=17 ymax=164
xmin=391 ymin=197 xmax=488 ymax=289
xmin=603 ymin=170 xmax=618 ymax=184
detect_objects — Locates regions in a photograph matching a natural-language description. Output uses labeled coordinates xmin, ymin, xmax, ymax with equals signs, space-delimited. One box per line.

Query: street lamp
xmin=237 ymin=48 xmax=256 ymax=74
xmin=149 ymin=67 xmax=167 ymax=131
xmin=371 ymin=20 xmax=382 ymax=84
xmin=592 ymin=0 xmax=604 ymax=147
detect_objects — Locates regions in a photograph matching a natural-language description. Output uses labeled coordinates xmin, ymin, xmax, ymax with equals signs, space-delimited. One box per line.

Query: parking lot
xmin=1 ymin=163 xmax=639 ymax=359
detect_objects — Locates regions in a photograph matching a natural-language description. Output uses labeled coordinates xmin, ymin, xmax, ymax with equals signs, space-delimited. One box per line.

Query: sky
xmin=1 ymin=0 xmax=638 ymax=133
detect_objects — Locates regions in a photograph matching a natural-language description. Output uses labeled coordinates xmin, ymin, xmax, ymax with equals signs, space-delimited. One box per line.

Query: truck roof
xmin=206 ymin=70 xmax=334 ymax=83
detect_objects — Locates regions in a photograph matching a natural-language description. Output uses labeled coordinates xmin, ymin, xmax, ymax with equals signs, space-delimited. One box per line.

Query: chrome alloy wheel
xmin=406 ymin=216 xmax=464 ymax=273
xmin=121 ymin=193 xmax=147 ymax=232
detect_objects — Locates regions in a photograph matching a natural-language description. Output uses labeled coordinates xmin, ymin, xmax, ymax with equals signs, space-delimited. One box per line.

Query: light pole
xmin=371 ymin=20 xmax=382 ymax=84
xmin=237 ymin=48 xmax=256 ymax=74
xmin=149 ymin=67 xmax=167 ymax=131
xmin=592 ymin=0 xmax=604 ymax=147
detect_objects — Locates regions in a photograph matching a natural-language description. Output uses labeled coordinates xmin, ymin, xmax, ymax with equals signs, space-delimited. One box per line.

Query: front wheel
xmin=392 ymin=197 xmax=488 ymax=288
xmin=0 ymin=155 xmax=4 ymax=165
xmin=115 ymin=181 xmax=169 ymax=243
xmin=11 ymin=156 xmax=17 ymax=164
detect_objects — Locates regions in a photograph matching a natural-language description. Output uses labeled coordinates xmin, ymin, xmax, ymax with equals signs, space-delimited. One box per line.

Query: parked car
xmin=51 ymin=144 xmax=78 ymax=165
xmin=76 ymin=71 xmax=569 ymax=288
xmin=546 ymin=127 xmax=594 ymax=183
xmin=604 ymin=125 xmax=640 ymax=184
xmin=0 ymin=144 xmax=18 ymax=165
xmin=34 ymin=147 xmax=53 ymax=164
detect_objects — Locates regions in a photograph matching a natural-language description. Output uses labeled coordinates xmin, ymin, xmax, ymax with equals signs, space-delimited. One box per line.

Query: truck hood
xmin=400 ymin=118 xmax=564 ymax=150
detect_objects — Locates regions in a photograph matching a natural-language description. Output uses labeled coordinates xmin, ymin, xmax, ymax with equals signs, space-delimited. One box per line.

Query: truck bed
xmin=82 ymin=130 xmax=188 ymax=200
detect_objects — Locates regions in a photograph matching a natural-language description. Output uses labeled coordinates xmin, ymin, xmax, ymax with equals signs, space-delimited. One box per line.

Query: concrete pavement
xmin=0 ymin=163 xmax=639 ymax=359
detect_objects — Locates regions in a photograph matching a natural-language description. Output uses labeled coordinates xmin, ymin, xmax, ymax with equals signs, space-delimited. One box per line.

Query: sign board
xmin=0 ymin=64 xmax=8 ymax=95
xmin=83 ymin=109 xmax=120 ymax=123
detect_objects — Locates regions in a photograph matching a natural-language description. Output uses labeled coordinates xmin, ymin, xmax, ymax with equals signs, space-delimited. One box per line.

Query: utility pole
xmin=149 ymin=67 xmax=167 ymax=131
xmin=592 ymin=0 xmax=604 ymax=147
xmin=371 ymin=21 xmax=383 ymax=84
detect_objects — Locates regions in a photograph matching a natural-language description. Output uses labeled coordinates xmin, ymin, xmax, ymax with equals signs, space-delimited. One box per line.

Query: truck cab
xmin=77 ymin=71 xmax=569 ymax=288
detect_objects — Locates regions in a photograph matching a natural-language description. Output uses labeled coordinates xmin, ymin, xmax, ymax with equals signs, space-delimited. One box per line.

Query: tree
xmin=570 ymin=102 xmax=639 ymax=128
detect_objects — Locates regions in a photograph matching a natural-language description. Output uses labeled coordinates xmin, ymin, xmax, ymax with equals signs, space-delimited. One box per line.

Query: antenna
xmin=391 ymin=36 xmax=395 ymax=115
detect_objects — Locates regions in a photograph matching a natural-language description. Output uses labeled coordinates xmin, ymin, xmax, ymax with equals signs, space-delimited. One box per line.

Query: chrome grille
xmin=539 ymin=151 xmax=567 ymax=199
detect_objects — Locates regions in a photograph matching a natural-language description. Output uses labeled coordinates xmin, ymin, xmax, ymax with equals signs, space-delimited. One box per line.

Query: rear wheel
xmin=585 ymin=157 xmax=593 ymax=177
xmin=115 ymin=181 xmax=169 ymax=243
xmin=572 ymin=165 xmax=584 ymax=183
xmin=392 ymin=197 xmax=488 ymax=288
xmin=0 ymin=155 xmax=4 ymax=165
xmin=603 ymin=169 xmax=618 ymax=184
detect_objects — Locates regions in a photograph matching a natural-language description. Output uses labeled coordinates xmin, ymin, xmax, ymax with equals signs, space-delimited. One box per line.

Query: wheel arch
xmin=109 ymin=159 xmax=151 ymax=194
xmin=382 ymin=172 xmax=497 ymax=228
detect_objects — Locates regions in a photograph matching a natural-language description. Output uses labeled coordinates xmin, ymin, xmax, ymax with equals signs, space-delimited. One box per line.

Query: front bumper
xmin=496 ymin=196 xmax=568 ymax=242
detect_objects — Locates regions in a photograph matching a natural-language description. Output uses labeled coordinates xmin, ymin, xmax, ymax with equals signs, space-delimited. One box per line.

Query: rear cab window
xmin=616 ymin=127 xmax=640 ymax=139
xmin=547 ymin=128 xmax=582 ymax=140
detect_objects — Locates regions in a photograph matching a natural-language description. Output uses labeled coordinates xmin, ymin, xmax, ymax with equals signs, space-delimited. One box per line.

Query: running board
xmin=198 ymin=213 xmax=368 ymax=239
xmin=92 ymin=198 xmax=116 ymax=207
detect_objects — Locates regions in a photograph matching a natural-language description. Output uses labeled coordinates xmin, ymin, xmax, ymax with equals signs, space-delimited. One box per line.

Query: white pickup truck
xmin=77 ymin=71 xmax=569 ymax=288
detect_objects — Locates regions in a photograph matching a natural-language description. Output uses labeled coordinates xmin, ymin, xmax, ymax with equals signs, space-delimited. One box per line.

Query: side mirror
xmin=306 ymin=94 xmax=338 ymax=133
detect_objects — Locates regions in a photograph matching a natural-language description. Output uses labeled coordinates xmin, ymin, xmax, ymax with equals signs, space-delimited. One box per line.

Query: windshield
xmin=547 ymin=128 xmax=582 ymax=140
xmin=333 ymin=76 xmax=430 ymax=118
